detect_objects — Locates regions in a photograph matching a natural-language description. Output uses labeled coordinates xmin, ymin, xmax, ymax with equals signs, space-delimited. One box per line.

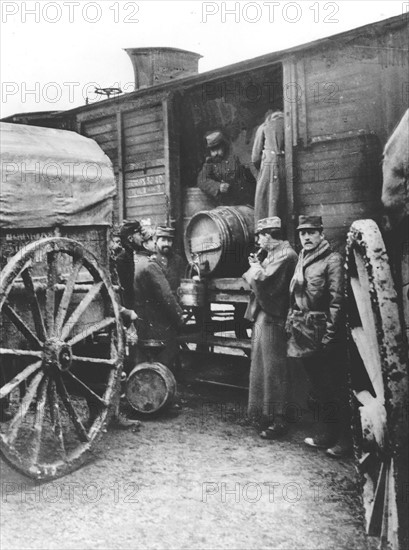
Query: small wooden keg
xmin=125 ymin=361 xmax=177 ymax=415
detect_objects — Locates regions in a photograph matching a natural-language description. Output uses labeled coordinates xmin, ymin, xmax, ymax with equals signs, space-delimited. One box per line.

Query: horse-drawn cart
xmin=0 ymin=123 xmax=124 ymax=480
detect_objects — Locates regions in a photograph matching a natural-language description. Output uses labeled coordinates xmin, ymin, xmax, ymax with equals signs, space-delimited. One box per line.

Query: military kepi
xmin=156 ymin=226 xmax=175 ymax=238
xmin=205 ymin=130 xmax=224 ymax=149
xmin=256 ymin=216 xmax=281 ymax=233
xmin=296 ymin=215 xmax=323 ymax=231
xmin=120 ymin=220 xmax=142 ymax=241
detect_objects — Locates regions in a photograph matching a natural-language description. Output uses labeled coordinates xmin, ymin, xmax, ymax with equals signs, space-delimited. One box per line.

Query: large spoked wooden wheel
xmin=346 ymin=220 xmax=408 ymax=550
xmin=0 ymin=237 xmax=124 ymax=480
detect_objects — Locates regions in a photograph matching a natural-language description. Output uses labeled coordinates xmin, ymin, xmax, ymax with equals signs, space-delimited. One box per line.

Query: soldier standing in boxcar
xmin=197 ymin=130 xmax=255 ymax=207
xmin=243 ymin=216 xmax=298 ymax=438
xmin=286 ymin=215 xmax=351 ymax=458
xmin=251 ymin=110 xmax=285 ymax=223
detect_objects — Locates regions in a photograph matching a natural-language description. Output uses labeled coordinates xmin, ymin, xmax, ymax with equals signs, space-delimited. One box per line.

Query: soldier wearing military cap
xmin=286 ymin=214 xmax=351 ymax=458
xmin=197 ymin=130 xmax=255 ymax=206
xmin=154 ymin=226 xmax=186 ymax=296
xmin=115 ymin=220 xmax=150 ymax=310
xmin=243 ymin=216 xmax=298 ymax=438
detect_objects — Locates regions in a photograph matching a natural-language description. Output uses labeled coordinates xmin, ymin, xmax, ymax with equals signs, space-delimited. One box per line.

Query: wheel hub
xmin=43 ymin=338 xmax=72 ymax=372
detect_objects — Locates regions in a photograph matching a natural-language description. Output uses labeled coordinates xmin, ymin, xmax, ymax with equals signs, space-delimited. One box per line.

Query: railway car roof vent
xmin=124 ymin=47 xmax=202 ymax=89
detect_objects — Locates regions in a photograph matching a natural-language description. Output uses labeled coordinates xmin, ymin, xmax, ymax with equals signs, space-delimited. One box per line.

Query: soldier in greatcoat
xmin=133 ymin=240 xmax=184 ymax=370
xmin=154 ymin=226 xmax=186 ymax=297
xmin=286 ymin=215 xmax=351 ymax=458
xmin=197 ymin=130 xmax=255 ymax=207
xmin=251 ymin=110 xmax=285 ymax=222
xmin=116 ymin=220 xmax=148 ymax=310
xmin=243 ymin=216 xmax=298 ymax=438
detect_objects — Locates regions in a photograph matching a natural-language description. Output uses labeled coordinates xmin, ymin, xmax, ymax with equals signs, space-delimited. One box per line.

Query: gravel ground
xmin=0 ymin=378 xmax=377 ymax=550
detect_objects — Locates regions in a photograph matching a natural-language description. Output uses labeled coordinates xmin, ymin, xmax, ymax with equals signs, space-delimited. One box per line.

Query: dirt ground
xmin=0 ymin=356 xmax=377 ymax=550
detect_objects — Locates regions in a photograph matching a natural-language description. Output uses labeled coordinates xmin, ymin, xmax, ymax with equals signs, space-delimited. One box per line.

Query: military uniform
xmin=197 ymin=130 xmax=255 ymax=206
xmin=133 ymin=247 xmax=184 ymax=369
xmin=251 ymin=111 xmax=285 ymax=222
xmin=243 ymin=217 xmax=297 ymax=430
xmin=286 ymin=215 xmax=350 ymax=456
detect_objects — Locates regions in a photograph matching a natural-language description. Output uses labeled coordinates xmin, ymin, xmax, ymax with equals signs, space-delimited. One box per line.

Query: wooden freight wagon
xmin=51 ymin=14 xmax=408 ymax=351
xmin=0 ymin=123 xmax=125 ymax=480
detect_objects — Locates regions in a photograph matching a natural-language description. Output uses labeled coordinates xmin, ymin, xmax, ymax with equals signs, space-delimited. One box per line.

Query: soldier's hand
xmin=219 ymin=182 xmax=230 ymax=194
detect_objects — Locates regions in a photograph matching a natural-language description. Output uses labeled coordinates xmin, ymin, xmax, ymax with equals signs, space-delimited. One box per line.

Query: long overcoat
xmin=243 ymin=241 xmax=298 ymax=423
xmin=133 ymin=255 xmax=184 ymax=367
xmin=251 ymin=112 xmax=285 ymax=222
xmin=286 ymin=240 xmax=344 ymax=358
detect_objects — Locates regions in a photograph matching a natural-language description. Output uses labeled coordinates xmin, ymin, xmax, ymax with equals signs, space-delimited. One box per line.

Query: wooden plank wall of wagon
xmin=122 ymin=104 xmax=167 ymax=225
xmin=292 ymin=19 xmax=408 ymax=252
xmin=295 ymin=135 xmax=383 ymax=251
xmin=80 ymin=114 xmax=120 ymax=223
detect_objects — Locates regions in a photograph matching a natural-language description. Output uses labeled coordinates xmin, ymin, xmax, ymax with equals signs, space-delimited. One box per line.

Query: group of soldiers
xmin=244 ymin=214 xmax=350 ymax=459
xmin=110 ymin=114 xmax=351 ymax=458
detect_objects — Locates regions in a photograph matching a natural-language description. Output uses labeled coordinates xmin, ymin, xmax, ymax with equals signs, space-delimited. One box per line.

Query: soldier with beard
xmin=197 ymin=130 xmax=255 ymax=207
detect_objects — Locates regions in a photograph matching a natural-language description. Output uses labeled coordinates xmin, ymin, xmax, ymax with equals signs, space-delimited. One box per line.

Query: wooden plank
xmin=298 ymin=187 xmax=376 ymax=205
xmin=296 ymin=58 xmax=308 ymax=145
xmin=124 ymin=149 xmax=166 ymax=164
xmin=125 ymin=186 xmax=166 ymax=198
xmin=207 ymin=291 xmax=251 ymax=304
xmin=163 ymin=98 xmax=171 ymax=225
xmin=283 ymin=59 xmax=296 ymax=244
xmin=124 ymin=130 xmax=164 ymax=147
xmin=83 ymin=118 xmax=117 ymax=136
xmin=116 ymin=111 xmax=124 ymax=223
xmin=178 ymin=333 xmax=252 ymax=351
xmin=297 ymin=178 xmax=374 ymax=193
xmin=208 ymin=278 xmax=251 ymax=291
xmin=122 ymin=107 xmax=163 ymax=129
xmin=125 ymin=173 xmax=165 ymax=189
xmin=124 ymin=165 xmax=165 ymax=178
xmin=124 ymin=141 xmax=164 ymax=158
xmin=123 ymin=158 xmax=166 ymax=172
xmin=123 ymin=119 xmax=163 ymax=138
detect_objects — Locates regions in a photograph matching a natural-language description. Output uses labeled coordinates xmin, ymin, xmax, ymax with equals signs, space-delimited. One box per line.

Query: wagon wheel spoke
xmin=71 ymin=355 xmax=117 ymax=368
xmin=5 ymin=370 xmax=44 ymax=447
xmin=60 ymin=281 xmax=104 ymax=341
xmin=21 ymin=267 xmax=47 ymax=341
xmin=55 ymin=375 xmax=89 ymax=442
xmin=2 ymin=303 xmax=42 ymax=350
xmin=0 ymin=348 xmax=43 ymax=359
xmin=48 ymin=378 xmax=66 ymax=457
xmin=45 ymin=251 xmax=59 ymax=337
xmin=54 ymin=257 xmax=83 ymax=336
xmin=30 ymin=376 xmax=49 ymax=465
xmin=64 ymin=371 xmax=108 ymax=408
xmin=66 ymin=317 xmax=116 ymax=347
xmin=0 ymin=360 xmax=42 ymax=400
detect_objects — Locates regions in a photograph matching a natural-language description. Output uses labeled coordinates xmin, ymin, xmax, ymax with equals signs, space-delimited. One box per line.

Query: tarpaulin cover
xmin=0 ymin=122 xmax=116 ymax=229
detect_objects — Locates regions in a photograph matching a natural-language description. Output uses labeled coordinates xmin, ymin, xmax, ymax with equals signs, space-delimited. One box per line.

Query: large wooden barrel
xmin=125 ymin=362 xmax=177 ymax=415
xmin=183 ymin=187 xmax=217 ymax=233
xmin=184 ymin=205 xmax=255 ymax=277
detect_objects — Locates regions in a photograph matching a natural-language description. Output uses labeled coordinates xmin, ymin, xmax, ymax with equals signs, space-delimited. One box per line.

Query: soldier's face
xmin=111 ymin=236 xmax=122 ymax=253
xmin=209 ymin=146 xmax=225 ymax=161
xmin=258 ymin=231 xmax=280 ymax=250
xmin=156 ymin=237 xmax=173 ymax=255
xmin=299 ymin=229 xmax=323 ymax=251
xmin=144 ymin=237 xmax=157 ymax=253
xmin=128 ymin=230 xmax=144 ymax=249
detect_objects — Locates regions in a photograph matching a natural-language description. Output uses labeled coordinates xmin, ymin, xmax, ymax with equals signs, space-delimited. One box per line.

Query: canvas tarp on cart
xmin=0 ymin=122 xmax=116 ymax=229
